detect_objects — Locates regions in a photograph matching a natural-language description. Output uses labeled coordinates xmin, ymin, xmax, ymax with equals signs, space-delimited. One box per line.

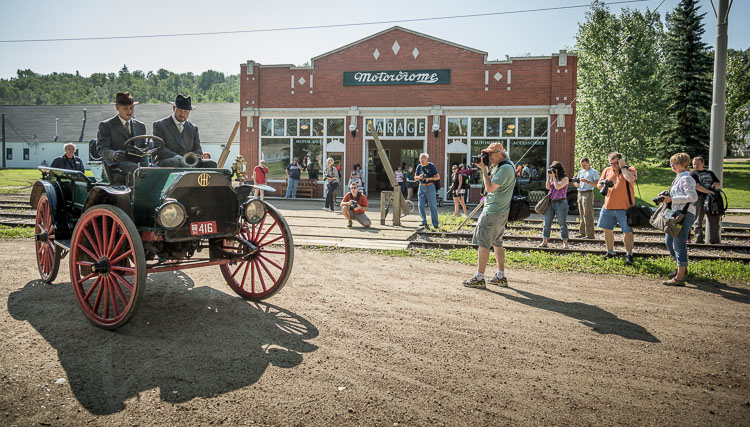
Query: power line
xmin=0 ymin=0 xmax=655 ymax=44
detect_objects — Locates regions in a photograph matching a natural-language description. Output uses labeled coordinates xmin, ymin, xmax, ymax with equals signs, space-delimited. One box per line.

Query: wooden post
xmin=217 ymin=121 xmax=241 ymax=168
xmin=380 ymin=191 xmax=392 ymax=225
xmin=368 ymin=121 xmax=409 ymax=225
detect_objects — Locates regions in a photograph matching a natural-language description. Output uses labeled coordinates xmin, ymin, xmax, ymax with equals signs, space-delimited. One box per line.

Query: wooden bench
xmin=279 ymin=179 xmax=316 ymax=198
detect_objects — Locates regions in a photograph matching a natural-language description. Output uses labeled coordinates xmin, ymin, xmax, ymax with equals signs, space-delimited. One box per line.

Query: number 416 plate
xmin=190 ymin=221 xmax=216 ymax=236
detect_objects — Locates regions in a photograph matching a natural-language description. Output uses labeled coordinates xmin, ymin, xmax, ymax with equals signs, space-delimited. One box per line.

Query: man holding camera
xmin=462 ymin=143 xmax=515 ymax=289
xmin=341 ymin=182 xmax=371 ymax=228
xmin=415 ymin=153 xmax=440 ymax=230
xmin=152 ymin=94 xmax=217 ymax=168
xmin=597 ymin=151 xmax=638 ymax=265
xmin=573 ymin=157 xmax=599 ymax=239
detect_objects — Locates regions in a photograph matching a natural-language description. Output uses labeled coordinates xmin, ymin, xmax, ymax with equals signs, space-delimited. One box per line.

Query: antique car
xmin=31 ymin=135 xmax=294 ymax=329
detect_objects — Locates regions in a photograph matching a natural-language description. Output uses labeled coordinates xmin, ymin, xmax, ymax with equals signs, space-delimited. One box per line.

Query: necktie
xmin=124 ymin=120 xmax=131 ymax=136
xmin=177 ymin=122 xmax=184 ymax=133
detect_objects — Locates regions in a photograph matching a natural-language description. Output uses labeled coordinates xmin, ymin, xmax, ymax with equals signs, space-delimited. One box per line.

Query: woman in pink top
xmin=539 ymin=161 xmax=570 ymax=249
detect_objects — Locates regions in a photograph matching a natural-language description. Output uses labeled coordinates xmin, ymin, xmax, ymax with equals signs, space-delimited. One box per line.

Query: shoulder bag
xmin=625 ymin=175 xmax=653 ymax=227
xmin=534 ymin=190 xmax=550 ymax=215
xmin=650 ymin=203 xmax=689 ymax=238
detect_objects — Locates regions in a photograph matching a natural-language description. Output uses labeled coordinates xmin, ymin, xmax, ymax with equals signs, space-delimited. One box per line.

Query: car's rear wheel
xmin=70 ymin=205 xmax=146 ymax=329
xmin=220 ymin=202 xmax=294 ymax=300
xmin=35 ymin=194 xmax=61 ymax=283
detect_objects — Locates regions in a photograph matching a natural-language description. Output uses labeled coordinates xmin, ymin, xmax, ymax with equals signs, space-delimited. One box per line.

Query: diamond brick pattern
xmin=392 ymin=41 xmax=400 ymax=55
xmin=298 ymin=77 xmax=306 ymax=86
xmin=412 ymin=47 xmax=419 ymax=59
xmin=493 ymin=72 xmax=503 ymax=81
xmin=373 ymin=49 xmax=380 ymax=60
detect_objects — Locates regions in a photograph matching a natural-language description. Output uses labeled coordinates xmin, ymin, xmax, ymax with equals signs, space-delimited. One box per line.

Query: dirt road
xmin=1 ymin=240 xmax=749 ymax=425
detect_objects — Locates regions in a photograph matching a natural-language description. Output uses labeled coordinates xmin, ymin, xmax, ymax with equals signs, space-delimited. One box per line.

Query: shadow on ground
xmin=7 ymin=271 xmax=318 ymax=415
xmin=492 ymin=287 xmax=660 ymax=342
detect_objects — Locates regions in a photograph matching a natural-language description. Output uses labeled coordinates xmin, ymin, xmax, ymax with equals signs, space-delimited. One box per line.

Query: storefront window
xmin=287 ymin=119 xmax=298 ymax=136
xmin=509 ymin=139 xmax=546 ymax=176
xmin=260 ymin=138 xmax=290 ymax=179
xmin=312 ymin=119 xmax=324 ymax=136
xmin=385 ymin=119 xmax=395 ymax=136
xmin=395 ymin=119 xmax=405 ymax=136
xmin=502 ymin=118 xmax=515 ymax=137
xmin=471 ymin=118 xmax=484 ymax=137
xmin=327 ymin=118 xmax=344 ymax=136
xmin=365 ymin=118 xmax=424 ymax=137
xmin=405 ymin=119 xmax=415 ymax=137
xmin=261 ymin=119 xmax=272 ymax=136
xmin=447 ymin=118 xmax=468 ymax=137
xmin=274 ymin=119 xmax=285 ymax=136
xmin=486 ymin=118 xmax=500 ymax=137
xmin=517 ymin=118 xmax=532 ymax=137
xmin=293 ymin=138 xmax=323 ymax=180
xmin=534 ymin=117 xmax=549 ymax=137
xmin=299 ymin=119 xmax=311 ymax=136
xmin=470 ymin=138 xmax=505 ymax=183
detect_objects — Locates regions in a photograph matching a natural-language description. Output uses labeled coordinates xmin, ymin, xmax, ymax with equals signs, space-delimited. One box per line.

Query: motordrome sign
xmin=343 ymin=69 xmax=451 ymax=86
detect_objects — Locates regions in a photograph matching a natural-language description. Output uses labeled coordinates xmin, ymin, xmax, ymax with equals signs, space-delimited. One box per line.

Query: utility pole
xmin=708 ymin=0 xmax=732 ymax=182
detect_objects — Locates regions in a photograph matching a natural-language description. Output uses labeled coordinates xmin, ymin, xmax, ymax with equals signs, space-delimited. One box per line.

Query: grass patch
xmin=0 ymin=225 xmax=34 ymax=239
xmin=0 ymin=169 xmax=42 ymax=193
xmin=634 ymin=161 xmax=750 ymax=208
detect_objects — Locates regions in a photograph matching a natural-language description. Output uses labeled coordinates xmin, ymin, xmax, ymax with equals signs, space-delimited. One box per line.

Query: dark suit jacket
xmin=152 ymin=116 xmax=202 ymax=164
xmin=96 ymin=115 xmax=147 ymax=165
xmin=50 ymin=154 xmax=85 ymax=173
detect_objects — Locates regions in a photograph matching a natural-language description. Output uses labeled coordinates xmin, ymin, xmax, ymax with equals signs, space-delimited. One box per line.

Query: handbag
xmin=534 ymin=192 xmax=550 ymax=215
xmin=649 ymin=203 xmax=689 ymax=237
xmin=625 ymin=178 xmax=653 ymax=227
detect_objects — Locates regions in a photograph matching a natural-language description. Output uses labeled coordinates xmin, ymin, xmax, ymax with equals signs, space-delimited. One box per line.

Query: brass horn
xmin=183 ymin=152 xmax=200 ymax=167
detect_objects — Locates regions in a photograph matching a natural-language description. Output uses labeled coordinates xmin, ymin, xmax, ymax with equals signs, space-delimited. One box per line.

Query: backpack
xmin=705 ymin=189 xmax=728 ymax=216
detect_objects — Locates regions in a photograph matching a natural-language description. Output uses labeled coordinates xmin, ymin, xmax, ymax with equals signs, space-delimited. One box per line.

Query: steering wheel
xmin=123 ymin=135 xmax=164 ymax=161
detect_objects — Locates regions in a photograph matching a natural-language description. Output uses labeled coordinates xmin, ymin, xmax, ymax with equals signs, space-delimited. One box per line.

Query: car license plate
xmin=190 ymin=221 xmax=216 ymax=236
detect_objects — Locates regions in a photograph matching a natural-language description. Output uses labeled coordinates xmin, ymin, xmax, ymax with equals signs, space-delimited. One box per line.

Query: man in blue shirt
xmin=50 ymin=143 xmax=85 ymax=173
xmin=573 ymin=157 xmax=599 ymax=239
xmin=415 ymin=153 xmax=440 ymax=229
xmin=463 ymin=143 xmax=515 ymax=289
xmin=285 ymin=157 xmax=302 ymax=198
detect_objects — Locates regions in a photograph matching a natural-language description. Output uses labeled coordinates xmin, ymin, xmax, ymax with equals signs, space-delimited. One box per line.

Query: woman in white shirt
xmin=659 ymin=152 xmax=698 ymax=286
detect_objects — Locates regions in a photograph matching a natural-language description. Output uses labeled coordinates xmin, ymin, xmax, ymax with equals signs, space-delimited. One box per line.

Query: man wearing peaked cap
xmin=96 ymin=91 xmax=147 ymax=183
xmin=152 ymin=94 xmax=217 ymax=168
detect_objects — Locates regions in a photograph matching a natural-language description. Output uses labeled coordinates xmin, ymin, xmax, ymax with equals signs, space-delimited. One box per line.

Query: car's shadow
xmin=489 ymin=287 xmax=660 ymax=342
xmin=8 ymin=272 xmax=318 ymax=415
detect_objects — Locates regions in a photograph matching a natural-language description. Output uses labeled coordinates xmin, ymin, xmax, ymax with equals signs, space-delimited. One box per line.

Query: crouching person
xmin=341 ymin=182 xmax=371 ymax=228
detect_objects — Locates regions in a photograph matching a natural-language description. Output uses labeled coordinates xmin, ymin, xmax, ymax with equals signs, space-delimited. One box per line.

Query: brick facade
xmin=239 ymin=26 xmax=576 ymax=200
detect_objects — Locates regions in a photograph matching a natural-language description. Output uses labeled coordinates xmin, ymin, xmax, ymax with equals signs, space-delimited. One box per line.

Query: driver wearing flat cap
xmin=152 ymin=94 xmax=217 ymax=168
xmin=96 ymin=91 xmax=147 ymax=183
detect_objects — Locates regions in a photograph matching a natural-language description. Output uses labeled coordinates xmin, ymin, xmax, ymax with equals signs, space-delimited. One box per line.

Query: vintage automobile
xmin=31 ymin=135 xmax=294 ymax=329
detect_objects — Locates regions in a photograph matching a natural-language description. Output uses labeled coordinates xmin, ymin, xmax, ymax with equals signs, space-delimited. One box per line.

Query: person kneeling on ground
xmin=341 ymin=182 xmax=371 ymax=228
xmin=462 ymin=142 xmax=515 ymax=289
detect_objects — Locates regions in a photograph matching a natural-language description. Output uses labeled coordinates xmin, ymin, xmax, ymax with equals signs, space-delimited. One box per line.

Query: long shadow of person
xmin=688 ymin=279 xmax=750 ymax=305
xmin=8 ymin=271 xmax=318 ymax=415
xmin=492 ymin=288 xmax=659 ymax=343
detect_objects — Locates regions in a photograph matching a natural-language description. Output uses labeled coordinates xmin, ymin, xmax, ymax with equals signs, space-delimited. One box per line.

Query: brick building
xmin=239 ymin=26 xmax=576 ymax=201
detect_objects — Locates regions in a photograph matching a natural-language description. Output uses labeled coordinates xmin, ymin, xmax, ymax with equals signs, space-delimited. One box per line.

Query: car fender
xmin=30 ymin=180 xmax=72 ymax=239
xmin=83 ymin=186 xmax=133 ymax=219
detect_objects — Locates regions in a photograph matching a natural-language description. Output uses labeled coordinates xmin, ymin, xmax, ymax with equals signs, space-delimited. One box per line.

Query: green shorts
xmin=472 ymin=211 xmax=509 ymax=249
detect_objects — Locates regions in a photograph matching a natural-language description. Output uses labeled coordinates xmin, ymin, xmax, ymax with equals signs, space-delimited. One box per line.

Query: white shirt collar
xmin=172 ymin=114 xmax=185 ymax=128
xmin=118 ymin=115 xmax=129 ymax=126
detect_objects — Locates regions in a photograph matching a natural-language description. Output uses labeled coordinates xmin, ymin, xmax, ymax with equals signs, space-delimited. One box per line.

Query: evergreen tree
xmin=658 ymin=0 xmax=713 ymax=160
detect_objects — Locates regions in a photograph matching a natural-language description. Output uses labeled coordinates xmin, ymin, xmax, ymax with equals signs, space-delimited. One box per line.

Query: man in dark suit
xmin=50 ymin=142 xmax=85 ymax=173
xmin=152 ymin=94 xmax=217 ymax=168
xmin=96 ymin=92 xmax=147 ymax=183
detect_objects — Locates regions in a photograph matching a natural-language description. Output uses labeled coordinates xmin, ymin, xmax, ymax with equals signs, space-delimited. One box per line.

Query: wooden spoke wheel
xmin=69 ymin=205 xmax=146 ymax=329
xmin=220 ymin=202 xmax=294 ymax=300
xmin=35 ymin=194 xmax=61 ymax=283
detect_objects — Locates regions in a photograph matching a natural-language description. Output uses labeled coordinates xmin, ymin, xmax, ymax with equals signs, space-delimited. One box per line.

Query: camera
xmin=547 ymin=168 xmax=556 ymax=175
xmin=652 ymin=191 xmax=669 ymax=205
xmin=471 ymin=152 xmax=489 ymax=166
xmin=599 ymin=179 xmax=615 ymax=196
xmin=570 ymin=177 xmax=581 ymax=184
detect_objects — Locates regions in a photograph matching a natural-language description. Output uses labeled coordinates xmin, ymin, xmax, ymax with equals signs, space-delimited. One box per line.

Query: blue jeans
xmin=285 ymin=178 xmax=299 ymax=198
xmin=543 ymin=199 xmax=569 ymax=240
xmin=666 ymin=211 xmax=696 ymax=267
xmin=418 ymin=184 xmax=439 ymax=227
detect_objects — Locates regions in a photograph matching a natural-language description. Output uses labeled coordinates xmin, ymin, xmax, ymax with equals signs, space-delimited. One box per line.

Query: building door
xmin=327 ymin=151 xmax=345 ymax=197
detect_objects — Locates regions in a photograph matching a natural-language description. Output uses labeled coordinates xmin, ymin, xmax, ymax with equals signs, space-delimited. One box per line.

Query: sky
xmin=0 ymin=0 xmax=747 ymax=79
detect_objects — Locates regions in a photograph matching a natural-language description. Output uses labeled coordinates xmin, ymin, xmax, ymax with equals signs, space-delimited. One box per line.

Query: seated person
xmin=340 ymin=182 xmax=371 ymax=228
xmin=96 ymin=92 xmax=147 ymax=183
xmin=50 ymin=142 xmax=85 ymax=173
xmin=152 ymin=94 xmax=217 ymax=168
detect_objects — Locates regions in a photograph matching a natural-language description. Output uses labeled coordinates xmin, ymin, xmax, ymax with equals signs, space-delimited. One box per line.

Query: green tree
xmin=657 ymin=0 xmax=713 ymax=160
xmin=725 ymin=48 xmax=750 ymax=156
xmin=575 ymin=0 xmax=666 ymax=170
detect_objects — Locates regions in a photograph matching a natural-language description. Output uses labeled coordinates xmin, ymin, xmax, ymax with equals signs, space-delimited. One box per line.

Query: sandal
xmin=662 ymin=278 xmax=686 ymax=287
xmin=537 ymin=242 xmax=548 ymax=248
xmin=667 ymin=269 xmax=678 ymax=279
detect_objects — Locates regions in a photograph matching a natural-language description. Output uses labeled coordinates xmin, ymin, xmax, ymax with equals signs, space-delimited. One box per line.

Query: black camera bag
xmin=624 ymin=176 xmax=653 ymax=227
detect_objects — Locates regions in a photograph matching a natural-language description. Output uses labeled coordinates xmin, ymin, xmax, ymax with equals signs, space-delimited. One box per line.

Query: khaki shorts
xmin=472 ymin=211 xmax=509 ymax=249
xmin=352 ymin=211 xmax=371 ymax=227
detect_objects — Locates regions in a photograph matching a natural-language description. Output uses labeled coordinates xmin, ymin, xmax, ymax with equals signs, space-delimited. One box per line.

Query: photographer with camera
xmin=462 ymin=143 xmax=515 ymax=289
xmin=658 ymin=153 xmax=698 ymax=286
xmin=690 ymin=156 xmax=722 ymax=244
xmin=573 ymin=157 xmax=599 ymax=239
xmin=539 ymin=161 xmax=570 ymax=249
xmin=415 ymin=153 xmax=440 ymax=230
xmin=596 ymin=152 xmax=638 ymax=265
xmin=341 ymin=182 xmax=371 ymax=228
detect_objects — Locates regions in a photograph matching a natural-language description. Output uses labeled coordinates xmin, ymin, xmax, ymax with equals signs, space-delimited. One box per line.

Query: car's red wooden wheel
xmin=220 ymin=202 xmax=294 ymax=300
xmin=35 ymin=194 xmax=61 ymax=283
xmin=69 ymin=205 xmax=146 ymax=329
